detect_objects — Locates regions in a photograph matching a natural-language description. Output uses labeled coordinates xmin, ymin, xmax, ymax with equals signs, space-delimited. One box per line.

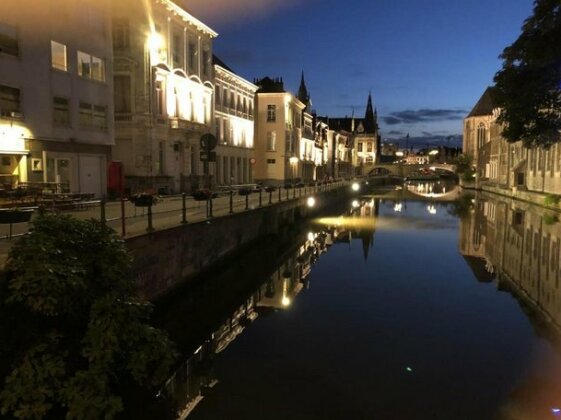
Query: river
xmin=137 ymin=183 xmax=561 ymax=420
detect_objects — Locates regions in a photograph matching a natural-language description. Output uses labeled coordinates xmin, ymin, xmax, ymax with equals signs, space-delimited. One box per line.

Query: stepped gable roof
xmin=255 ymin=77 xmax=286 ymax=93
xmin=212 ymin=55 xmax=235 ymax=73
xmin=327 ymin=117 xmax=355 ymax=132
xmin=467 ymin=87 xmax=497 ymax=118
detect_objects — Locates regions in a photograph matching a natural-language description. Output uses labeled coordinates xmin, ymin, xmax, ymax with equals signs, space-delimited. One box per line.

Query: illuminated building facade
xmin=464 ymin=87 xmax=561 ymax=197
xmin=111 ymin=0 xmax=217 ymax=194
xmin=253 ymin=77 xmax=305 ymax=185
xmin=213 ymin=57 xmax=256 ymax=185
xmin=0 ymin=0 xmax=113 ymax=196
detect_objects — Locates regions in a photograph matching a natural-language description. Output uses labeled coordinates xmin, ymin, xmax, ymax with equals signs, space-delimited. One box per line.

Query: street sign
xmin=200 ymin=133 xmax=217 ymax=151
xmin=200 ymin=151 xmax=216 ymax=162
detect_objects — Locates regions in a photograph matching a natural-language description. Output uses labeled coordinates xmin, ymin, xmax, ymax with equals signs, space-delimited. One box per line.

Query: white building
xmin=111 ymin=0 xmax=217 ymax=194
xmin=253 ymin=77 xmax=305 ymax=185
xmin=213 ymin=57 xmax=257 ymax=186
xmin=0 ymin=0 xmax=114 ymax=196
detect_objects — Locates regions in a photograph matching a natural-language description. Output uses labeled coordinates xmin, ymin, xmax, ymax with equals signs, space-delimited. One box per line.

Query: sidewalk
xmin=0 ymin=182 xmax=348 ymax=266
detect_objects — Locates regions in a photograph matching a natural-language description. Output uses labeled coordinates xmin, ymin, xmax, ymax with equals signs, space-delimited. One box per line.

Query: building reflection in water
xmin=152 ymin=199 xmax=379 ymax=419
xmin=459 ymin=192 xmax=561 ymax=418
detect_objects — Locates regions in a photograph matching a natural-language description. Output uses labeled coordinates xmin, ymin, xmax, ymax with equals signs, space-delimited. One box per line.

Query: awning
xmin=0 ymin=150 xmax=29 ymax=155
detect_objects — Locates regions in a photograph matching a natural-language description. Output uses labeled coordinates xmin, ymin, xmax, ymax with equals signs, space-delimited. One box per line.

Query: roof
xmin=467 ymin=87 xmax=497 ymax=118
xmin=212 ymin=55 xmax=234 ymax=73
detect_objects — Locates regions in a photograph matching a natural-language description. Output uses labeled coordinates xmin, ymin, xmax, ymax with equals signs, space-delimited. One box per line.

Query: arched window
xmin=477 ymin=124 xmax=486 ymax=149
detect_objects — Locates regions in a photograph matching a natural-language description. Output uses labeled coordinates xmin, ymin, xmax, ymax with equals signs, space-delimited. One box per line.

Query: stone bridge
xmin=362 ymin=163 xmax=457 ymax=177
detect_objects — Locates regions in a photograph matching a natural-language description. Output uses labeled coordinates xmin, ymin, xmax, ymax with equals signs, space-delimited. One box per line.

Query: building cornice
xmin=215 ymin=65 xmax=257 ymax=92
xmin=156 ymin=0 xmax=218 ymax=38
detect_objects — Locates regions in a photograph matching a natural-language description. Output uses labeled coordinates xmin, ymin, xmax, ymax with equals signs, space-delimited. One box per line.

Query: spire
xmin=364 ymin=91 xmax=375 ymax=133
xmin=297 ymin=71 xmax=311 ymax=112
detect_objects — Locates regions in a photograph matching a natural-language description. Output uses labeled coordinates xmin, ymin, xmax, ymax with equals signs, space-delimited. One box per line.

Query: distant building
xmin=464 ymin=87 xmax=561 ymax=196
xmin=213 ymin=56 xmax=257 ymax=186
xmin=253 ymin=77 xmax=305 ymax=185
xmin=0 ymin=0 xmax=114 ymax=196
xmin=325 ymin=92 xmax=382 ymax=177
xmin=111 ymin=0 xmax=217 ymax=194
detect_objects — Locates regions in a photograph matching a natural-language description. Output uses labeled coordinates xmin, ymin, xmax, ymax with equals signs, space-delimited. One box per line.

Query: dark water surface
xmin=146 ymin=191 xmax=561 ymax=420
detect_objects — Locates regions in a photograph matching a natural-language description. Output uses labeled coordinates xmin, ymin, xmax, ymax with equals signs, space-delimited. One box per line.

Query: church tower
xmin=364 ymin=91 xmax=377 ymax=134
xmin=297 ymin=71 xmax=312 ymax=113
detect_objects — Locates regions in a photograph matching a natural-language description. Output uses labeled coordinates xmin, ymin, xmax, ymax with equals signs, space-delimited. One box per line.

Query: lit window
xmin=51 ymin=41 xmax=67 ymax=71
xmin=78 ymin=51 xmax=105 ymax=82
xmin=267 ymin=105 xmax=276 ymax=122
xmin=267 ymin=131 xmax=276 ymax=151
xmin=0 ymin=22 xmax=18 ymax=57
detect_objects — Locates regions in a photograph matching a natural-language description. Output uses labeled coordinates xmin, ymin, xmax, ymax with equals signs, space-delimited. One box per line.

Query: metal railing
xmin=0 ymin=180 xmax=350 ymax=240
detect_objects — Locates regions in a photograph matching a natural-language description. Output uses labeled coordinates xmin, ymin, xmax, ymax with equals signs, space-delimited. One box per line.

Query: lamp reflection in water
xmin=427 ymin=204 xmax=437 ymax=215
xmin=281 ymin=279 xmax=291 ymax=307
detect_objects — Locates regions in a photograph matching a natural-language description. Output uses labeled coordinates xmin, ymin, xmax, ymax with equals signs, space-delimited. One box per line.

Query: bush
xmin=544 ymin=194 xmax=561 ymax=207
xmin=0 ymin=215 xmax=177 ymax=419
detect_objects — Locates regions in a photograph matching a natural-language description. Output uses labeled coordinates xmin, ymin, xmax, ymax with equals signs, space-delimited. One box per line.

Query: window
xmin=267 ymin=131 xmax=276 ymax=151
xmin=477 ymin=124 xmax=486 ymax=149
xmin=0 ymin=85 xmax=20 ymax=115
xmin=112 ymin=19 xmax=129 ymax=49
xmin=53 ymin=97 xmax=70 ymax=126
xmin=79 ymin=102 xmax=106 ymax=129
xmin=173 ymin=33 xmax=182 ymax=68
xmin=155 ymin=80 xmax=164 ymax=116
xmin=267 ymin=159 xmax=276 ymax=164
xmin=51 ymin=41 xmax=67 ymax=71
xmin=357 ymin=142 xmax=363 ymax=152
xmin=0 ymin=22 xmax=18 ymax=57
xmin=77 ymin=51 xmax=105 ymax=81
xmin=267 ymin=105 xmax=276 ymax=122
xmin=367 ymin=143 xmax=373 ymax=153
xmin=202 ymin=50 xmax=209 ymax=76
xmin=188 ymin=41 xmax=196 ymax=72
xmin=114 ymin=75 xmax=131 ymax=113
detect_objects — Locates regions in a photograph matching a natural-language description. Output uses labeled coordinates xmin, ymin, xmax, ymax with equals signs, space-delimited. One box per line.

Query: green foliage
xmin=452 ymin=154 xmax=475 ymax=182
xmin=544 ymin=194 xmax=561 ymax=207
xmin=0 ymin=215 xmax=177 ymax=419
xmin=448 ymin=193 xmax=475 ymax=219
xmin=493 ymin=0 xmax=561 ymax=147
xmin=543 ymin=213 xmax=559 ymax=225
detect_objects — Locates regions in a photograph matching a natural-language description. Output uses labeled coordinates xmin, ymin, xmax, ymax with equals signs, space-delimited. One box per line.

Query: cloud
xmin=388 ymin=130 xmax=404 ymax=136
xmin=179 ymin=0 xmax=307 ymax=24
xmin=383 ymin=133 xmax=462 ymax=148
xmin=382 ymin=108 xmax=467 ymax=126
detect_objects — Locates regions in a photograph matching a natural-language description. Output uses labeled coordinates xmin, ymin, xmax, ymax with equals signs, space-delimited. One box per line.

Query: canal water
xmin=142 ymin=184 xmax=561 ymax=420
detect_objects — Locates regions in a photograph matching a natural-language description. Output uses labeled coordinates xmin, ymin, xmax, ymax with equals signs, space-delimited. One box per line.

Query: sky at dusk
xmin=183 ymin=0 xmax=535 ymax=148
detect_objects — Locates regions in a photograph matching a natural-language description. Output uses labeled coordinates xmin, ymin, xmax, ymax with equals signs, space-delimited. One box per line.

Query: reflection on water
xmin=143 ymin=200 xmax=380 ymax=419
xmin=134 ymin=189 xmax=561 ymax=420
xmin=459 ymin=192 xmax=561 ymax=419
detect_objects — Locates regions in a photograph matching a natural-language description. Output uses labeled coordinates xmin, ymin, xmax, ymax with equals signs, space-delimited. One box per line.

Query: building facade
xmin=213 ymin=57 xmax=257 ymax=186
xmin=253 ymin=77 xmax=305 ymax=185
xmin=111 ymin=0 xmax=217 ymax=194
xmin=0 ymin=0 xmax=114 ymax=196
xmin=464 ymin=87 xmax=561 ymax=197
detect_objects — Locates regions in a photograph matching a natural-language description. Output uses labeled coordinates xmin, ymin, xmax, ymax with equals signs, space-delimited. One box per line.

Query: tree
xmin=0 ymin=215 xmax=177 ymax=419
xmin=493 ymin=0 xmax=561 ymax=147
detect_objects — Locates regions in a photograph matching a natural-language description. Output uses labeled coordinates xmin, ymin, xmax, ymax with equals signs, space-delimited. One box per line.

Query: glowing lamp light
xmin=429 ymin=150 xmax=439 ymax=156
xmin=307 ymin=197 xmax=316 ymax=207
xmin=147 ymin=32 xmax=164 ymax=52
xmin=394 ymin=203 xmax=402 ymax=212
xmin=351 ymin=182 xmax=360 ymax=192
xmin=352 ymin=200 xmax=360 ymax=208
xmin=289 ymin=156 xmax=299 ymax=165
xmin=395 ymin=151 xmax=404 ymax=157
xmin=307 ymin=232 xmax=315 ymax=241
xmin=281 ymin=296 xmax=291 ymax=307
